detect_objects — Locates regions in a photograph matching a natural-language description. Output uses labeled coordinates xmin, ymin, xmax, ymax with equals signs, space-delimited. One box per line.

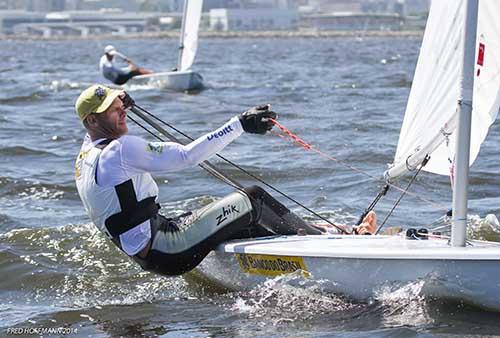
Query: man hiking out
xmin=74 ymin=84 xmax=376 ymax=276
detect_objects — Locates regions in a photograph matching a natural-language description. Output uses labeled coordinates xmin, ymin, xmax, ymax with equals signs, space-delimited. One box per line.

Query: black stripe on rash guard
xmin=105 ymin=179 xmax=159 ymax=237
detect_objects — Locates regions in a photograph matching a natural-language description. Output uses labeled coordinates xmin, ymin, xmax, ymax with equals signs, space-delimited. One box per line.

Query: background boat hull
xmin=127 ymin=70 xmax=204 ymax=91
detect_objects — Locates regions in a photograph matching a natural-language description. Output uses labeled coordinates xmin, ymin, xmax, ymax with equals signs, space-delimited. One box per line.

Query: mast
xmin=451 ymin=0 xmax=479 ymax=247
xmin=177 ymin=0 xmax=189 ymax=70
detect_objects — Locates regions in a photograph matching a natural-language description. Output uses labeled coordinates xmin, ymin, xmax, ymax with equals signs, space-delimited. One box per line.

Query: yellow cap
xmin=75 ymin=84 xmax=122 ymax=121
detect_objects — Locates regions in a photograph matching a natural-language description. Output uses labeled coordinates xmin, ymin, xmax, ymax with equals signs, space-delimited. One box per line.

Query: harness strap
xmin=96 ymin=139 xmax=113 ymax=149
xmin=105 ymin=179 xmax=160 ymax=237
xmin=95 ymin=139 xmax=113 ymax=182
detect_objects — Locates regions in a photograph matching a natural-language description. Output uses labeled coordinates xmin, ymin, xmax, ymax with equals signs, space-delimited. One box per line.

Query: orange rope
xmin=269 ymin=119 xmax=449 ymax=212
xmin=270 ymin=119 xmax=312 ymax=150
xmin=270 ymin=118 xmax=374 ymax=177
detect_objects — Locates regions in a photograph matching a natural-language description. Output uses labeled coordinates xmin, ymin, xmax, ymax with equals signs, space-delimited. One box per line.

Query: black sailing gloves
xmin=120 ymin=91 xmax=135 ymax=109
xmin=239 ymin=104 xmax=277 ymax=134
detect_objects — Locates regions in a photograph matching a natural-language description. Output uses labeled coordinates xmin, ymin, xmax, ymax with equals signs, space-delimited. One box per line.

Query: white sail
xmin=179 ymin=0 xmax=203 ymax=71
xmin=386 ymin=0 xmax=500 ymax=180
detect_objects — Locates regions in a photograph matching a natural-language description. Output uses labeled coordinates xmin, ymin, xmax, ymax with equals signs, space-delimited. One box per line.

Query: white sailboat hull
xmin=195 ymin=235 xmax=500 ymax=311
xmin=127 ymin=70 xmax=204 ymax=91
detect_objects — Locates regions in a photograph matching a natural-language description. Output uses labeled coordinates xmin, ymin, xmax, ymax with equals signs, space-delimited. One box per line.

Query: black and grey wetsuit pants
xmin=133 ymin=185 xmax=321 ymax=276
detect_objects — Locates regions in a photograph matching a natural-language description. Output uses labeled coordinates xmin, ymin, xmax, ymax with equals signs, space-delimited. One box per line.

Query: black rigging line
xmin=356 ymin=184 xmax=389 ymax=226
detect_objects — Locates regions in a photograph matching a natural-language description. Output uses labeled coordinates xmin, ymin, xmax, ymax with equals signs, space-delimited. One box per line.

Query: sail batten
xmin=385 ymin=0 xmax=500 ymax=181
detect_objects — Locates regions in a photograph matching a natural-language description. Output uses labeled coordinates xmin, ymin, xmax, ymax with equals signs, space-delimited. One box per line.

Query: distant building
xmin=205 ymin=0 xmax=303 ymax=10
xmin=138 ymin=0 xmax=182 ymax=12
xmin=0 ymin=0 xmax=143 ymax=12
xmin=209 ymin=8 xmax=298 ymax=31
xmin=149 ymin=0 xmax=241 ymax=12
xmin=240 ymin=0 xmax=288 ymax=9
xmin=75 ymin=0 xmax=139 ymax=12
xmin=0 ymin=10 xmax=45 ymax=34
xmin=0 ymin=10 xmax=161 ymax=37
xmin=302 ymin=12 xmax=404 ymax=31
xmin=203 ymin=0 xmax=241 ymax=11
xmin=303 ymin=0 xmax=429 ymax=16
xmin=0 ymin=0 xmax=25 ymax=10
xmin=403 ymin=0 xmax=430 ymax=16
xmin=26 ymin=0 xmax=66 ymax=12
xmin=307 ymin=0 xmax=363 ymax=13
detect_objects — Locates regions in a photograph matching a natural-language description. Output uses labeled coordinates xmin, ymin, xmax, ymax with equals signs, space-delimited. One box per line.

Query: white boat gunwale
xmin=217 ymin=235 xmax=500 ymax=260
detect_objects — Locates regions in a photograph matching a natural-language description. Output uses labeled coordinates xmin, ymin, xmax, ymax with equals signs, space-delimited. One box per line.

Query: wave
xmin=0 ymin=223 xmax=189 ymax=311
xmin=0 ymin=176 xmax=76 ymax=200
xmin=0 ymin=146 xmax=56 ymax=157
xmin=0 ymin=213 xmax=13 ymax=227
xmin=40 ymin=80 xmax=94 ymax=92
xmin=225 ymin=270 xmax=500 ymax=334
xmin=0 ymin=92 xmax=46 ymax=104
xmin=225 ymin=273 xmax=446 ymax=333
xmin=376 ymin=74 xmax=412 ymax=88
xmin=229 ymin=272 xmax=361 ymax=324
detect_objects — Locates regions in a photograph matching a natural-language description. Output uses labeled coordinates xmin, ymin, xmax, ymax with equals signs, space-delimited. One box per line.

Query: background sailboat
xmin=192 ymin=0 xmax=500 ymax=310
xmin=128 ymin=0 xmax=204 ymax=91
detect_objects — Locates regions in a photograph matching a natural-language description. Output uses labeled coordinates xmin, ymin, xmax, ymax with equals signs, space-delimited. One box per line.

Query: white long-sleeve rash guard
xmin=83 ymin=116 xmax=244 ymax=255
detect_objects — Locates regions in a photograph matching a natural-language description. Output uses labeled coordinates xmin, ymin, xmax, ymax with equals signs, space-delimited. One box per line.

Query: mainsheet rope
xmin=269 ymin=119 xmax=449 ymax=213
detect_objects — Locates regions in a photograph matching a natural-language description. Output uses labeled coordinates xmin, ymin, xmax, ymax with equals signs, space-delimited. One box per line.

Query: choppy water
xmin=1 ymin=36 xmax=500 ymax=337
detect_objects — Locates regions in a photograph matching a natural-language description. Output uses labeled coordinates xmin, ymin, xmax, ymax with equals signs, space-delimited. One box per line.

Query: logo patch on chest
xmin=74 ymin=150 xmax=90 ymax=179
xmin=146 ymin=142 xmax=165 ymax=154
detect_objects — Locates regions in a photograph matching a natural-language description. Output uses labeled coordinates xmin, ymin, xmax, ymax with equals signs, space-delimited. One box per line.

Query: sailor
xmin=74 ymin=85 xmax=376 ymax=276
xmin=99 ymin=45 xmax=153 ymax=85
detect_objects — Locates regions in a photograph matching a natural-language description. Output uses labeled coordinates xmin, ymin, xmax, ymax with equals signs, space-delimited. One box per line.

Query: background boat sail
xmin=177 ymin=0 xmax=203 ymax=74
xmin=191 ymin=0 xmax=500 ymax=311
xmin=128 ymin=0 xmax=204 ymax=91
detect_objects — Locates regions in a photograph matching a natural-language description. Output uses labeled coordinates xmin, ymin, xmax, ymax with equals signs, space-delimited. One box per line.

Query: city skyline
xmin=0 ymin=0 xmax=430 ymax=37
xmin=0 ymin=0 xmax=430 ymax=14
